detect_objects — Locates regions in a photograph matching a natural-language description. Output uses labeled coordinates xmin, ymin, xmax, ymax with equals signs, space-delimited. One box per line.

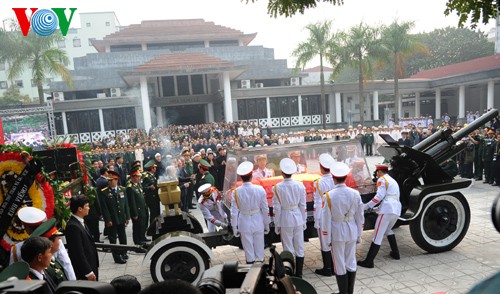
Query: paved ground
xmin=94 ymin=156 xmax=500 ymax=294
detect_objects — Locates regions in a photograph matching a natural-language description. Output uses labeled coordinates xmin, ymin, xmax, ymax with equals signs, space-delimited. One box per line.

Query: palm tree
xmin=0 ymin=30 xmax=72 ymax=105
xmin=292 ymin=20 xmax=338 ymax=129
xmin=333 ymin=22 xmax=383 ymax=126
xmin=380 ymin=20 xmax=429 ymax=122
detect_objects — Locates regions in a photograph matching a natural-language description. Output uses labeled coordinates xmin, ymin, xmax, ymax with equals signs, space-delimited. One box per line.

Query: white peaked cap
xmin=198 ymin=183 xmax=211 ymax=193
xmin=18 ymin=207 xmax=47 ymax=226
xmin=280 ymin=158 xmax=297 ymax=175
xmin=330 ymin=161 xmax=350 ymax=178
xmin=319 ymin=153 xmax=334 ymax=169
xmin=237 ymin=161 xmax=254 ymax=176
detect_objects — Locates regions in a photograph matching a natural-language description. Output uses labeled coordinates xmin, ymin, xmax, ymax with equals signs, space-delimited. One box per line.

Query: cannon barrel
xmin=426 ymin=108 xmax=498 ymax=162
xmin=413 ymin=127 xmax=452 ymax=153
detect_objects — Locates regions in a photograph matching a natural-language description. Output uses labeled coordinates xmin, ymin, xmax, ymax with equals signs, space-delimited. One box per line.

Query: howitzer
xmin=377 ymin=108 xmax=498 ymax=252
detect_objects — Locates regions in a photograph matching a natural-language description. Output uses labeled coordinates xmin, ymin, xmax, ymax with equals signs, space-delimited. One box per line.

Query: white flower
xmin=8 ymin=171 xmax=14 ymax=176
xmin=1 ymin=180 xmax=6 ymax=185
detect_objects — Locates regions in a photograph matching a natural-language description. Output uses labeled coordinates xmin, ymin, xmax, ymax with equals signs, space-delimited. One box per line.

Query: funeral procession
xmin=1 ymin=1 xmax=500 ymax=293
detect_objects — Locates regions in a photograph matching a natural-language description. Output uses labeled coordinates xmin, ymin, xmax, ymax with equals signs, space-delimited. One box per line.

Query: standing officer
xmin=182 ymin=149 xmax=196 ymax=209
xmin=230 ymin=161 xmax=270 ymax=264
xmin=142 ymin=160 xmax=160 ymax=225
xmin=127 ymin=166 xmax=149 ymax=245
xmin=99 ymin=170 xmax=130 ymax=264
xmin=197 ymin=159 xmax=215 ymax=187
xmin=313 ymin=153 xmax=335 ymax=276
xmin=364 ymin=128 xmax=374 ymax=156
xmin=321 ymin=162 xmax=364 ymax=294
xmin=197 ymin=183 xmax=228 ymax=232
xmin=358 ymin=164 xmax=401 ymax=269
xmin=272 ymin=158 xmax=307 ymax=278
xmin=483 ymin=129 xmax=496 ymax=184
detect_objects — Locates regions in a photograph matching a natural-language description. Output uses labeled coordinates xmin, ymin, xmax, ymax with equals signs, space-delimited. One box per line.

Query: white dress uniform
xmin=364 ymin=172 xmax=402 ymax=245
xmin=252 ymin=167 xmax=274 ymax=179
xmin=231 ymin=162 xmax=270 ymax=263
xmin=198 ymin=185 xmax=227 ymax=232
xmin=314 ymin=170 xmax=335 ymax=251
xmin=272 ymin=178 xmax=306 ymax=257
xmin=321 ymin=183 xmax=364 ymax=275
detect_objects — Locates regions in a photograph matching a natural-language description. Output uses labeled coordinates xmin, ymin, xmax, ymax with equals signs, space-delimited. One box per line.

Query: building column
xmin=487 ymin=80 xmax=495 ymax=109
xmin=62 ymin=112 xmax=68 ymax=134
xmin=335 ymin=92 xmax=342 ymax=123
xmin=458 ymin=85 xmax=465 ymax=118
xmin=435 ymin=88 xmax=441 ymax=120
xmin=415 ymin=92 xmax=420 ymax=118
xmin=98 ymin=109 xmax=105 ymax=135
xmin=373 ymin=91 xmax=379 ymax=120
xmin=156 ymin=106 xmax=164 ymax=127
xmin=207 ymin=103 xmax=214 ymax=122
xmin=266 ymin=97 xmax=271 ymax=125
xmin=141 ymin=43 xmax=147 ymax=51
xmin=298 ymin=95 xmax=303 ymax=124
xmin=328 ymin=93 xmax=335 ymax=124
xmin=204 ymin=40 xmax=209 ymax=48
xmin=222 ymin=72 xmax=233 ymax=122
xmin=140 ymin=76 xmax=152 ymax=131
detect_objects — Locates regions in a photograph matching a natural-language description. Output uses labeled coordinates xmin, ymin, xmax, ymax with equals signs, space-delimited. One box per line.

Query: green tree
xmin=250 ymin=0 xmax=498 ymax=28
xmin=0 ymin=30 xmax=72 ymax=105
xmin=292 ymin=20 xmax=337 ymax=129
xmin=405 ymin=27 xmax=494 ymax=76
xmin=332 ymin=22 xmax=382 ymax=125
xmin=0 ymin=86 xmax=32 ymax=106
xmin=380 ymin=20 xmax=429 ymax=121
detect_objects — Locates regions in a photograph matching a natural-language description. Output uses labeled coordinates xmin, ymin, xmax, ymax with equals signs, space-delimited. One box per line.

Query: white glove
xmin=234 ymin=229 xmax=240 ymax=238
xmin=314 ymin=221 xmax=320 ymax=230
xmin=303 ymin=223 xmax=307 ymax=230
xmin=357 ymin=236 xmax=362 ymax=244
xmin=274 ymin=226 xmax=280 ymax=235
xmin=264 ymin=224 xmax=270 ymax=235
xmin=363 ymin=203 xmax=370 ymax=211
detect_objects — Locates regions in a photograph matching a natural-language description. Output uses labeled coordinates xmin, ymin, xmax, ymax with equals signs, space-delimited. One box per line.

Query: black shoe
xmin=295 ymin=256 xmax=304 ymax=278
xmin=346 ymin=271 xmax=356 ymax=294
xmin=492 ymin=184 xmax=499 ymax=186
xmin=483 ymin=181 xmax=489 ymax=184
xmin=122 ymin=254 xmax=129 ymax=260
xmin=387 ymin=235 xmax=400 ymax=260
xmin=315 ymin=251 xmax=333 ymax=276
xmin=333 ymin=274 xmax=348 ymax=294
xmin=114 ymin=257 xmax=127 ymax=264
xmin=144 ymin=238 xmax=151 ymax=241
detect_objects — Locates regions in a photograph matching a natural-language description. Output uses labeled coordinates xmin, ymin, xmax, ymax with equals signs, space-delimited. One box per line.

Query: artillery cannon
xmin=134 ymin=109 xmax=500 ymax=286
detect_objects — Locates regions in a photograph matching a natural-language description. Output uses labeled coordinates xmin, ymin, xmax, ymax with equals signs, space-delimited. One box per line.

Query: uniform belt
xmin=332 ymin=216 xmax=353 ymax=222
xmin=385 ymin=194 xmax=399 ymax=200
xmin=240 ymin=209 xmax=260 ymax=215
xmin=281 ymin=205 xmax=299 ymax=211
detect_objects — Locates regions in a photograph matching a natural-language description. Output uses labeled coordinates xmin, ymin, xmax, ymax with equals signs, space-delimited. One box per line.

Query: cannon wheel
xmin=150 ymin=241 xmax=210 ymax=284
xmin=409 ymin=193 xmax=470 ymax=253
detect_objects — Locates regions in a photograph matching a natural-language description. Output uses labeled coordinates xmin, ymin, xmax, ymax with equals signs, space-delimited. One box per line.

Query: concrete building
xmin=0 ymin=12 xmax=120 ymax=101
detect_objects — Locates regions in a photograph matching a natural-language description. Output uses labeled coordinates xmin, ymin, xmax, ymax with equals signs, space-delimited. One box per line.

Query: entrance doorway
xmin=164 ymin=104 xmax=206 ymax=125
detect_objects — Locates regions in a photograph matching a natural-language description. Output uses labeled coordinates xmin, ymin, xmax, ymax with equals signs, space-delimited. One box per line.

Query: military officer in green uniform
xmin=197 ymin=159 xmax=215 ymax=187
xmin=182 ymin=149 xmax=196 ymax=209
xmin=364 ymin=128 xmax=375 ymax=156
xmin=142 ymin=160 xmax=160 ymax=225
xmin=470 ymin=129 xmax=484 ymax=180
xmin=99 ymin=170 xmax=130 ymax=264
xmin=127 ymin=166 xmax=149 ymax=245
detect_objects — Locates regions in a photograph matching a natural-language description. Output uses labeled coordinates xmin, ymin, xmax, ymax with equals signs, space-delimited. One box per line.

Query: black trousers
xmin=493 ymin=160 xmax=500 ymax=184
xmin=132 ymin=211 xmax=148 ymax=245
xmin=145 ymin=193 xmax=161 ymax=225
xmin=474 ymin=155 xmax=483 ymax=179
xmin=365 ymin=144 xmax=373 ymax=156
xmin=484 ymin=160 xmax=493 ymax=183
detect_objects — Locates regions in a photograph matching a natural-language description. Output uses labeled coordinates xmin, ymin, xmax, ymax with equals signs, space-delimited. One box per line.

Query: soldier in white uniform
xmin=10 ymin=207 xmax=76 ymax=281
xmin=313 ymin=153 xmax=335 ymax=277
xmin=272 ymin=158 xmax=307 ymax=278
xmin=252 ymin=154 xmax=275 ymax=179
xmin=198 ymin=183 xmax=228 ymax=232
xmin=358 ymin=164 xmax=402 ymax=269
xmin=231 ymin=161 xmax=270 ymax=264
xmin=321 ymin=162 xmax=364 ymax=294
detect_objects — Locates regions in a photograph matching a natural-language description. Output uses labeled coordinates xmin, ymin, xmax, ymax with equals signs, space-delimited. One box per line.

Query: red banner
xmin=0 ymin=117 xmax=4 ymax=144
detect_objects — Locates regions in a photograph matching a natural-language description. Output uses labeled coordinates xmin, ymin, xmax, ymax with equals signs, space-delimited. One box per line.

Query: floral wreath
xmin=0 ymin=151 xmax=54 ymax=251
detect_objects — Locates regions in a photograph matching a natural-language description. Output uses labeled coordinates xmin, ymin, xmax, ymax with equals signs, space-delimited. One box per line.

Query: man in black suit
xmin=115 ymin=156 xmax=127 ymax=186
xmin=65 ymin=195 xmax=99 ymax=281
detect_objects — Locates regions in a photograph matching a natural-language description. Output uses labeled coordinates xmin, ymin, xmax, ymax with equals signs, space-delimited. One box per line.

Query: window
xmin=105 ymin=21 xmax=110 ymax=26
xmin=237 ymin=98 xmax=267 ymax=120
xmin=15 ymin=80 xmax=23 ymax=88
xmin=73 ymin=38 xmax=81 ymax=47
xmin=57 ymin=40 xmax=66 ymax=48
xmin=270 ymin=96 xmax=298 ymax=117
xmin=0 ymin=63 xmax=5 ymax=71
xmin=86 ymin=22 xmax=91 ymax=27
xmin=0 ymin=81 xmax=7 ymax=89
xmin=88 ymin=38 xmax=96 ymax=46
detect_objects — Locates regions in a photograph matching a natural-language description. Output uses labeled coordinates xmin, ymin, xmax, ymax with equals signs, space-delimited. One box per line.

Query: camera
xmin=197 ymin=246 xmax=311 ymax=294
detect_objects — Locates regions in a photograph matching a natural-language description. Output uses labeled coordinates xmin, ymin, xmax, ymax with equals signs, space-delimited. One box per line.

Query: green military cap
xmin=31 ymin=218 xmax=64 ymax=238
xmin=131 ymin=160 xmax=141 ymax=169
xmin=129 ymin=166 xmax=142 ymax=176
xmin=144 ymin=160 xmax=157 ymax=170
xmin=199 ymin=159 xmax=211 ymax=170
xmin=0 ymin=261 xmax=30 ymax=282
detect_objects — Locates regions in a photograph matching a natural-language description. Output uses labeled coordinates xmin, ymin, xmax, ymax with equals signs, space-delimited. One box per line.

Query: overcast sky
xmin=1 ymin=0 xmax=496 ymax=68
